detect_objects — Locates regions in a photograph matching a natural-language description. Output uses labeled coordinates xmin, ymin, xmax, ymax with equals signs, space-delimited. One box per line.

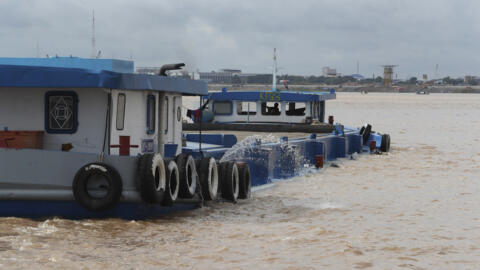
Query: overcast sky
xmin=1 ymin=0 xmax=479 ymax=79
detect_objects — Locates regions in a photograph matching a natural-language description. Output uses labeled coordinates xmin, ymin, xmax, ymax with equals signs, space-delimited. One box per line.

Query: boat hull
xmin=0 ymin=200 xmax=198 ymax=219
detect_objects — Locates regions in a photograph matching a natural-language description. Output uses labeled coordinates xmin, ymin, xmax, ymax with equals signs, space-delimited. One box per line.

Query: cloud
xmin=0 ymin=0 xmax=479 ymax=78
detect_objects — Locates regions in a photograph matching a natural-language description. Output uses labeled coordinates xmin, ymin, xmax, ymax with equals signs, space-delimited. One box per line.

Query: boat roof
xmin=0 ymin=64 xmax=207 ymax=96
xmin=204 ymin=90 xmax=336 ymax=102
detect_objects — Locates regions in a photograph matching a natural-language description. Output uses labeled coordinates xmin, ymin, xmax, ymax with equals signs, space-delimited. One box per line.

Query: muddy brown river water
xmin=1 ymin=93 xmax=479 ymax=269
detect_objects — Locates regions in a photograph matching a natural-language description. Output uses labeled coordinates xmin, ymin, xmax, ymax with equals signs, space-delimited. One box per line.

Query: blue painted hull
xmin=184 ymin=127 xmax=382 ymax=187
xmin=0 ymin=128 xmax=384 ymax=220
xmin=0 ymin=200 xmax=198 ymax=220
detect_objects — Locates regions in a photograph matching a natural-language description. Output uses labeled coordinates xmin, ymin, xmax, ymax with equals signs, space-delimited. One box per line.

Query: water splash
xmin=220 ymin=134 xmax=311 ymax=177
xmin=219 ymin=134 xmax=280 ymax=163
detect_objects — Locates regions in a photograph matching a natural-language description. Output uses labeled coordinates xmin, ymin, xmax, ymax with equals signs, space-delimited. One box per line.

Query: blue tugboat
xmin=0 ymin=59 xmax=237 ymax=219
xmin=0 ymin=56 xmax=390 ymax=219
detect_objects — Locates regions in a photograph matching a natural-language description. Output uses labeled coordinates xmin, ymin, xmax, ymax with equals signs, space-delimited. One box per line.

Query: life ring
xmin=136 ymin=154 xmax=166 ymax=203
xmin=198 ymin=157 xmax=219 ymax=201
xmin=162 ymin=158 xmax=180 ymax=206
xmin=380 ymin=134 xmax=391 ymax=152
xmin=72 ymin=162 xmax=123 ymax=211
xmin=360 ymin=124 xmax=372 ymax=145
xmin=236 ymin=162 xmax=251 ymax=199
xmin=175 ymin=153 xmax=198 ymax=198
xmin=220 ymin=161 xmax=239 ymax=202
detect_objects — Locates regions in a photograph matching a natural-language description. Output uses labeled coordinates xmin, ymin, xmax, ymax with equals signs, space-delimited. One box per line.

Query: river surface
xmin=1 ymin=93 xmax=480 ymax=269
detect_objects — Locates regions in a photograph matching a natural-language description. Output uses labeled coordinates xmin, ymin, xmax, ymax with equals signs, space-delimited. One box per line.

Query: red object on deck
xmin=194 ymin=109 xmax=201 ymax=123
xmin=315 ymin=155 xmax=324 ymax=168
xmin=370 ymin=140 xmax=377 ymax=152
xmin=110 ymin=136 xmax=139 ymax=156
xmin=328 ymin=115 xmax=334 ymax=125
xmin=0 ymin=131 xmax=44 ymax=149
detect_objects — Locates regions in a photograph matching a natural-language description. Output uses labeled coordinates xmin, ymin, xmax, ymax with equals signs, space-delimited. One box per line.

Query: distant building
xmin=464 ymin=75 xmax=479 ymax=85
xmin=198 ymin=69 xmax=242 ymax=83
xmin=219 ymin=69 xmax=241 ymax=73
xmin=322 ymin=67 xmax=337 ymax=77
xmin=198 ymin=69 xmax=270 ymax=84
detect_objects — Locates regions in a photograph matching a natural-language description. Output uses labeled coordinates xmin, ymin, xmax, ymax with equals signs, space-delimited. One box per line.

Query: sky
xmin=1 ymin=0 xmax=480 ymax=79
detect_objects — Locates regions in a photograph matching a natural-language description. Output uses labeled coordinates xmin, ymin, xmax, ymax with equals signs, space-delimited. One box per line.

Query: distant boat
xmin=416 ymin=90 xmax=430 ymax=95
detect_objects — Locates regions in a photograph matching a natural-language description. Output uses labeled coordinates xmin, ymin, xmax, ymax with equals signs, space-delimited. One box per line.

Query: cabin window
xmin=116 ymin=94 xmax=126 ymax=130
xmin=45 ymin=91 xmax=78 ymax=133
xmin=261 ymin=102 xmax=281 ymax=116
xmin=213 ymin=101 xmax=232 ymax=115
xmin=165 ymin=97 xmax=169 ymax=134
xmin=146 ymin=95 xmax=156 ymax=134
xmin=286 ymin=102 xmax=306 ymax=116
xmin=236 ymin=102 xmax=257 ymax=115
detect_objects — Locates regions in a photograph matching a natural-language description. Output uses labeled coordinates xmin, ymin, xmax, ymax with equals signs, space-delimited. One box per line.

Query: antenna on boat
xmin=272 ymin=48 xmax=278 ymax=92
xmin=91 ymin=10 xmax=96 ymax=59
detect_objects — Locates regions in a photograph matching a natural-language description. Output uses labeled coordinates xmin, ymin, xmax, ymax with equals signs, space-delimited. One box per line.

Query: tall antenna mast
xmin=272 ymin=48 xmax=277 ymax=92
xmin=91 ymin=10 xmax=96 ymax=58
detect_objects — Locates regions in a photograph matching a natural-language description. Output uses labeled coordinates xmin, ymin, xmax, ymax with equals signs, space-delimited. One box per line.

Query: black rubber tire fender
xmin=162 ymin=158 xmax=180 ymax=206
xmin=175 ymin=153 xmax=198 ymax=198
xmin=198 ymin=157 xmax=219 ymax=201
xmin=380 ymin=134 xmax=391 ymax=152
xmin=72 ymin=162 xmax=123 ymax=211
xmin=216 ymin=161 xmax=227 ymax=198
xmin=137 ymin=154 xmax=166 ymax=203
xmin=360 ymin=124 xmax=372 ymax=145
xmin=236 ymin=162 xmax=251 ymax=199
xmin=220 ymin=161 xmax=239 ymax=202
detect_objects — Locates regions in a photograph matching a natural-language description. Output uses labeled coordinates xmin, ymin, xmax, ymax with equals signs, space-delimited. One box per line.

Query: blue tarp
xmin=0 ymin=64 xmax=207 ymax=96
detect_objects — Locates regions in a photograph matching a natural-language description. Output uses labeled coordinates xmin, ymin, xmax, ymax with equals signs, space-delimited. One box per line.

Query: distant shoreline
xmin=208 ymin=84 xmax=480 ymax=94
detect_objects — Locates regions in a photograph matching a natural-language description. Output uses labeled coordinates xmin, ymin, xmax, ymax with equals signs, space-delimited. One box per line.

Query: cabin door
xmin=110 ymin=90 xmax=158 ymax=156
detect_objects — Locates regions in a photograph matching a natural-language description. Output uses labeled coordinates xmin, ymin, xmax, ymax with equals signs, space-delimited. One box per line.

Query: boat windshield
xmin=261 ymin=102 xmax=281 ymax=116
xmin=237 ymin=101 xmax=256 ymax=115
xmin=286 ymin=102 xmax=306 ymax=116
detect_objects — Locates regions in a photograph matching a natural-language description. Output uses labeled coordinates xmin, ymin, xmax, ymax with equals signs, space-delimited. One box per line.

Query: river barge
xmin=183 ymin=88 xmax=391 ymax=187
xmin=183 ymin=49 xmax=390 ymax=186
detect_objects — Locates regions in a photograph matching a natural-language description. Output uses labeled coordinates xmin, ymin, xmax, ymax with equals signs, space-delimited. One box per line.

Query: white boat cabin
xmin=0 ymin=65 xmax=207 ymax=157
xmin=200 ymin=90 xmax=336 ymax=124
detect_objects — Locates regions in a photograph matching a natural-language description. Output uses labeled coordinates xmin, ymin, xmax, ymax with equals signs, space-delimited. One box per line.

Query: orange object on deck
xmin=0 ymin=131 xmax=44 ymax=149
xmin=369 ymin=140 xmax=377 ymax=152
